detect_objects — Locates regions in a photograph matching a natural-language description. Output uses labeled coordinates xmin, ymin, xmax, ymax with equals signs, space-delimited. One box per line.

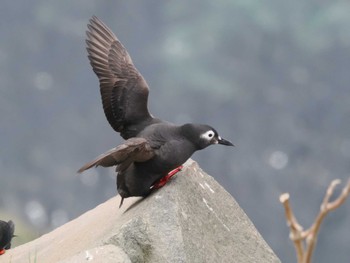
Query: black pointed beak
xmin=218 ymin=137 xmax=234 ymax=146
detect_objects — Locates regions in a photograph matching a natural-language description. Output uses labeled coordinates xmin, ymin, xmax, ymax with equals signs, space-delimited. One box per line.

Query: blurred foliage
xmin=0 ymin=1 xmax=350 ymax=262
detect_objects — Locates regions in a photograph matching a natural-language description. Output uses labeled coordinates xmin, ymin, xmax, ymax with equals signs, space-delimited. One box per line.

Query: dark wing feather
xmin=86 ymin=16 xmax=154 ymax=138
xmin=77 ymin=137 xmax=155 ymax=174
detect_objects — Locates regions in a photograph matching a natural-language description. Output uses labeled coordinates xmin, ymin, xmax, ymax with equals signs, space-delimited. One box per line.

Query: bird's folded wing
xmin=77 ymin=137 xmax=155 ymax=173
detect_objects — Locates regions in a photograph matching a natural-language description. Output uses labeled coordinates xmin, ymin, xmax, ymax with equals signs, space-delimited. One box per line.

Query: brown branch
xmin=326 ymin=179 xmax=350 ymax=211
xmin=279 ymin=193 xmax=304 ymax=263
xmin=280 ymin=179 xmax=350 ymax=263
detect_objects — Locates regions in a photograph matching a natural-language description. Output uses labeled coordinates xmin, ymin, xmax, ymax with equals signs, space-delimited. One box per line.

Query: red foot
xmin=152 ymin=165 xmax=183 ymax=189
xmin=0 ymin=249 xmax=5 ymax=255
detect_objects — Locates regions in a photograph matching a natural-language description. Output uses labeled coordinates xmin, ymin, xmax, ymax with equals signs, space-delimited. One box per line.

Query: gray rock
xmin=61 ymin=245 xmax=131 ymax=263
xmin=2 ymin=160 xmax=280 ymax=263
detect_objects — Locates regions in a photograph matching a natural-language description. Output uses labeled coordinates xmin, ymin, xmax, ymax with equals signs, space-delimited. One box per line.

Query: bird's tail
xmin=119 ymin=197 xmax=125 ymax=208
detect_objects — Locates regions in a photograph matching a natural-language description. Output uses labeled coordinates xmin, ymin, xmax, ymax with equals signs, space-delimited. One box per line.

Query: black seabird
xmin=78 ymin=16 xmax=234 ymax=207
xmin=0 ymin=220 xmax=15 ymax=255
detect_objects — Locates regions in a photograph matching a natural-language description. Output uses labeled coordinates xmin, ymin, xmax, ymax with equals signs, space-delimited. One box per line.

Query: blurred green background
xmin=1 ymin=1 xmax=350 ymax=262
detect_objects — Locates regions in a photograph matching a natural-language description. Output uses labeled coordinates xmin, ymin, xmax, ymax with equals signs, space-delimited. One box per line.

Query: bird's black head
xmin=181 ymin=123 xmax=234 ymax=150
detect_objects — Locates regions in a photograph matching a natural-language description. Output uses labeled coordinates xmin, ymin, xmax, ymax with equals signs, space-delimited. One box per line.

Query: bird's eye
xmin=200 ymin=130 xmax=215 ymax=141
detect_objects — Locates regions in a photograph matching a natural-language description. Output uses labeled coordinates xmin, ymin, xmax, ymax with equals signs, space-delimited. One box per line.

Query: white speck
xmin=85 ymin=250 xmax=93 ymax=261
xmin=34 ymin=71 xmax=53 ymax=90
xmin=155 ymin=195 xmax=162 ymax=199
xmin=204 ymin=182 xmax=215 ymax=193
xmin=222 ymin=223 xmax=230 ymax=231
xmin=164 ymin=36 xmax=190 ymax=58
xmin=202 ymin=198 xmax=230 ymax=232
xmin=268 ymin=151 xmax=288 ymax=170
xmin=199 ymin=172 xmax=204 ymax=178
xmin=202 ymin=198 xmax=213 ymax=211
xmin=25 ymin=200 xmax=48 ymax=227
xmin=199 ymin=183 xmax=205 ymax=189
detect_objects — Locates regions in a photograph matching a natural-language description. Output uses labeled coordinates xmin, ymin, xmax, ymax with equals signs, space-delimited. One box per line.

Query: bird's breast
xmin=150 ymin=140 xmax=196 ymax=173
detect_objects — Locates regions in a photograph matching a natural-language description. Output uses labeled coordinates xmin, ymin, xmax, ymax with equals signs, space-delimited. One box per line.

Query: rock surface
xmin=2 ymin=160 xmax=280 ymax=263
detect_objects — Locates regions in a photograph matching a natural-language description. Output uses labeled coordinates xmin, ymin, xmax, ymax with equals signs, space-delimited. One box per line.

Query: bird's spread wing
xmin=86 ymin=16 xmax=155 ymax=139
xmin=77 ymin=137 xmax=155 ymax=173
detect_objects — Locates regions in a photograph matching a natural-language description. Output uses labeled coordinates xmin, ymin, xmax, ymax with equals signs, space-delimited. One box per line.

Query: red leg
xmin=152 ymin=165 xmax=183 ymax=189
xmin=0 ymin=249 xmax=5 ymax=255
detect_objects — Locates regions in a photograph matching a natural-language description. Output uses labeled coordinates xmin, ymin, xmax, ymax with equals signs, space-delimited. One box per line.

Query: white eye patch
xmin=200 ymin=130 xmax=215 ymax=141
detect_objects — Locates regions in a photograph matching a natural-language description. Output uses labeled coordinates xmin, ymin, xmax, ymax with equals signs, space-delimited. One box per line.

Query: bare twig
xmin=280 ymin=179 xmax=350 ymax=263
xmin=279 ymin=193 xmax=304 ymax=262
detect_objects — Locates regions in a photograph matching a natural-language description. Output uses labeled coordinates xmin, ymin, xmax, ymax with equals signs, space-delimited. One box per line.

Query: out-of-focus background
xmin=1 ymin=1 xmax=350 ymax=262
